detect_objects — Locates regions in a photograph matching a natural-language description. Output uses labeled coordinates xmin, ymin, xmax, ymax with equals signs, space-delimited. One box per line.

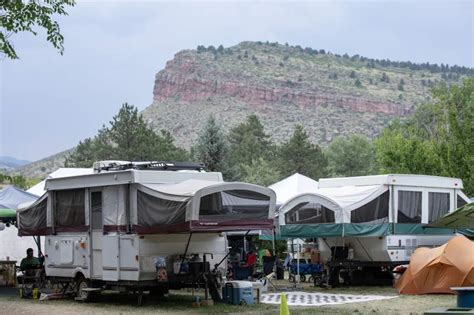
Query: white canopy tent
xmin=0 ymin=226 xmax=39 ymax=262
xmin=268 ymin=173 xmax=319 ymax=206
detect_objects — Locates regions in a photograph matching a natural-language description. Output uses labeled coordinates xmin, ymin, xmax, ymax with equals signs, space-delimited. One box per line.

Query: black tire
xmin=300 ymin=275 xmax=306 ymax=282
xmin=149 ymin=286 xmax=168 ymax=298
xmin=308 ymin=275 xmax=314 ymax=283
xmin=288 ymin=274 xmax=295 ymax=283
xmin=240 ymin=299 xmax=247 ymax=306
xmin=76 ymin=276 xmax=92 ymax=301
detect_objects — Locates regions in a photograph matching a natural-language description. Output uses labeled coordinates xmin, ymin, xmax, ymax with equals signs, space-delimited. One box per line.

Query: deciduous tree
xmin=1 ymin=0 xmax=75 ymax=59
xmin=326 ymin=135 xmax=376 ymax=177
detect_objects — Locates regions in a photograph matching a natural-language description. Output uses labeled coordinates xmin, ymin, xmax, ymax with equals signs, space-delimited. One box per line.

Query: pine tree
xmin=278 ymin=125 xmax=328 ymax=180
xmin=226 ymin=114 xmax=273 ymax=180
xmin=355 ymin=78 xmax=362 ymax=88
xmin=194 ymin=115 xmax=227 ymax=171
xmin=350 ymin=70 xmax=356 ymax=78
xmin=381 ymin=72 xmax=390 ymax=83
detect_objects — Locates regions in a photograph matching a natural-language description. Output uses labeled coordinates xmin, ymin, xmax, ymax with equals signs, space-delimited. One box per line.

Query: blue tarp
xmin=0 ymin=186 xmax=38 ymax=210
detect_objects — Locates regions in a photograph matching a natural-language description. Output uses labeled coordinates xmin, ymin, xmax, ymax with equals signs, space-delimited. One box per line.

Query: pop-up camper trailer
xmin=278 ymin=174 xmax=472 ymax=285
xmin=17 ymin=161 xmax=275 ymax=301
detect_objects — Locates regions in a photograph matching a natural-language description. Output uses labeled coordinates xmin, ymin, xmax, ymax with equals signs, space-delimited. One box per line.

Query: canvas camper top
xmin=318 ymin=174 xmax=464 ymax=189
xmin=277 ymin=174 xmax=471 ymax=238
xmin=45 ymin=169 xmax=224 ymax=191
xmin=18 ymin=162 xmax=276 ymax=235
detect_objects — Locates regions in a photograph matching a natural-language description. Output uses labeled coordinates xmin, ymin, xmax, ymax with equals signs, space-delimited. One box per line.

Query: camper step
xmin=80 ymin=288 xmax=102 ymax=292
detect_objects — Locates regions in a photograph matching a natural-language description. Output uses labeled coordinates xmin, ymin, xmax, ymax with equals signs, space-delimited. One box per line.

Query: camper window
xmin=397 ymin=190 xmax=422 ymax=223
xmin=54 ymin=189 xmax=86 ymax=228
xmin=428 ymin=192 xmax=450 ymax=223
xmin=285 ymin=202 xmax=335 ymax=224
xmin=457 ymin=194 xmax=468 ymax=208
xmin=91 ymin=191 xmax=103 ymax=230
xmin=199 ymin=190 xmax=269 ymax=221
xmin=351 ymin=191 xmax=389 ymax=223
xmin=137 ymin=190 xmax=186 ymax=226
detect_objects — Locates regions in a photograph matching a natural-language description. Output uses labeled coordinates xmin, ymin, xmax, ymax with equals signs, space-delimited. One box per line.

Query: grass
xmin=0 ymin=283 xmax=457 ymax=315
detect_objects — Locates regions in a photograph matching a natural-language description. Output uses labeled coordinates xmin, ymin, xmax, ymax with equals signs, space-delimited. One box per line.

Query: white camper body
xmin=18 ymin=164 xmax=275 ymax=298
xmin=44 ymin=232 xmax=227 ymax=282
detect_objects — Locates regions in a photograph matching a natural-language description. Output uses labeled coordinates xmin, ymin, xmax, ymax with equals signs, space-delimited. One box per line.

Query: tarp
xmin=280 ymin=223 xmax=460 ymax=238
xmin=27 ymin=168 xmax=93 ymax=196
xmin=134 ymin=180 xmax=276 ymax=233
xmin=0 ymin=186 xmax=37 ymax=210
xmin=269 ymin=173 xmax=319 ymax=206
xmin=429 ymin=203 xmax=474 ymax=229
xmin=395 ymin=235 xmax=474 ymax=294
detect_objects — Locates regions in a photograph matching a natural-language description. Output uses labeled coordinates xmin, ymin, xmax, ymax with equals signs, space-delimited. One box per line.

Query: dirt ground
xmin=0 ymin=283 xmax=457 ymax=315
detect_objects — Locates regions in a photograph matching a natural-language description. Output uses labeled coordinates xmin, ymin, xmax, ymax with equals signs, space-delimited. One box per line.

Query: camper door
xmin=90 ymin=189 xmax=103 ymax=279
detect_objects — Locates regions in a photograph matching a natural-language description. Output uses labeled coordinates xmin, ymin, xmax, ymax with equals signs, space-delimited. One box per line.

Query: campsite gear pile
xmin=288 ymin=259 xmax=324 ymax=284
xmin=0 ymin=260 xmax=17 ymax=286
xmin=395 ymin=235 xmax=474 ymax=294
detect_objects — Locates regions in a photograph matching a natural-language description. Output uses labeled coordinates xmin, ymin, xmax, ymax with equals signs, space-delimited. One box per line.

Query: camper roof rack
xmin=93 ymin=160 xmax=205 ymax=173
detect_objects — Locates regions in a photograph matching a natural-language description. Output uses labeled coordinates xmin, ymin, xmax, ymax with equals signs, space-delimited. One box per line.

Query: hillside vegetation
xmin=144 ymin=41 xmax=470 ymax=148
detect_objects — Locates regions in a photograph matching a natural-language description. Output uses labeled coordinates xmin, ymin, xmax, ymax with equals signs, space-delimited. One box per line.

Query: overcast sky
xmin=1 ymin=0 xmax=473 ymax=161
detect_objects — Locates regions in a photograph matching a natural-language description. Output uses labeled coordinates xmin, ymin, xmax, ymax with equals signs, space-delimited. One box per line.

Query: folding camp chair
xmin=17 ymin=267 xmax=44 ymax=299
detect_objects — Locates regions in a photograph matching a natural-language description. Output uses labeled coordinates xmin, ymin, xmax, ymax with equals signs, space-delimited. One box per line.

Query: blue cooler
xmin=222 ymin=281 xmax=254 ymax=305
xmin=452 ymin=287 xmax=474 ymax=308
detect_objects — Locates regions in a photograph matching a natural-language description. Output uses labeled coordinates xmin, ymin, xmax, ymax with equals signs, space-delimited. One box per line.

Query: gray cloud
xmin=1 ymin=1 xmax=472 ymax=161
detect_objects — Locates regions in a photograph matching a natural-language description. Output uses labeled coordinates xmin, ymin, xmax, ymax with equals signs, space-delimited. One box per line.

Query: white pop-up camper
xmin=278 ymin=174 xmax=472 ymax=285
xmin=17 ymin=161 xmax=275 ymax=302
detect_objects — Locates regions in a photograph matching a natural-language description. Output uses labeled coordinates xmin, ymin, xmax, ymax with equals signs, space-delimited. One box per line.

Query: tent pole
xmin=179 ymin=232 xmax=193 ymax=274
xmin=272 ymin=228 xmax=276 ymax=256
xmin=297 ymin=242 xmax=300 ymax=283
xmin=272 ymin=228 xmax=276 ymax=273
xmin=33 ymin=235 xmax=42 ymax=256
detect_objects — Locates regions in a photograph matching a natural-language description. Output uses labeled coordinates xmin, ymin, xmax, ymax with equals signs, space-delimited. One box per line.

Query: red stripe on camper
xmin=18 ymin=227 xmax=52 ymax=236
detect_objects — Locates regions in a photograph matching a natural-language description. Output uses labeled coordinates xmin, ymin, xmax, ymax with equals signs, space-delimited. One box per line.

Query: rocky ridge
xmin=144 ymin=41 xmax=460 ymax=148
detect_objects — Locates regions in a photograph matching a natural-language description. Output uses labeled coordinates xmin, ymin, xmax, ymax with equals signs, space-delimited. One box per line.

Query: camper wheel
xmin=75 ymin=275 xmax=93 ymax=301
